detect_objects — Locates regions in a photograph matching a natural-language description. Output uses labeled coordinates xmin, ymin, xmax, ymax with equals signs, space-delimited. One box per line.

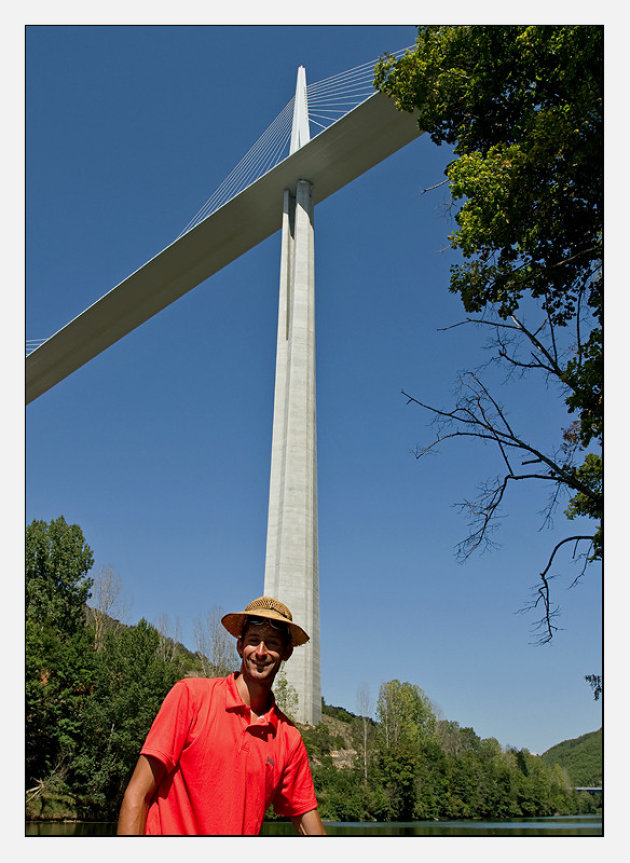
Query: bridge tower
xmin=263 ymin=67 xmax=321 ymax=725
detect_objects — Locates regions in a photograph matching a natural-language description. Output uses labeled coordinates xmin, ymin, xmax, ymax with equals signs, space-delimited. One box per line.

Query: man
xmin=116 ymin=596 xmax=326 ymax=835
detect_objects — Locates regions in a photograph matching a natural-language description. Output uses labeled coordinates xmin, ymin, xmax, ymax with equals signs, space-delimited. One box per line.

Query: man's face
xmin=237 ymin=621 xmax=292 ymax=686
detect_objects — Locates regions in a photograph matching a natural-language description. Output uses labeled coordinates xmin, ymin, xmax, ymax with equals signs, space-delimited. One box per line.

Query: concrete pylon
xmin=264 ymin=67 xmax=321 ymax=725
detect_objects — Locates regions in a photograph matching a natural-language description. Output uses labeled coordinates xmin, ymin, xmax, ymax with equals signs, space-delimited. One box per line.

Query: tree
xmin=376 ymin=679 xmax=435 ymax=748
xmin=155 ymin=613 xmax=182 ymax=663
xmin=375 ymin=680 xmax=437 ymax=820
xmin=89 ymin=565 xmax=125 ymax=649
xmin=375 ymin=26 xmax=603 ymax=641
xmin=273 ymin=669 xmax=299 ymax=720
xmin=356 ymin=682 xmax=373 ymax=781
xmin=72 ymin=619 xmax=182 ymax=816
xmin=192 ymin=606 xmax=236 ymax=677
xmin=26 ymin=516 xmax=94 ymax=634
xmin=26 ymin=517 xmax=95 ymax=793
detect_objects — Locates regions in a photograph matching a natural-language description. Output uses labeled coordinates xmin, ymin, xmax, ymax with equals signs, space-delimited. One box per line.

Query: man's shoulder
xmin=171 ymin=675 xmax=232 ymax=698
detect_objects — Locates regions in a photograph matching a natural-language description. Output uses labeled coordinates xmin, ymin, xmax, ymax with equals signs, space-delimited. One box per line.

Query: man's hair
xmin=241 ymin=616 xmax=291 ymax=646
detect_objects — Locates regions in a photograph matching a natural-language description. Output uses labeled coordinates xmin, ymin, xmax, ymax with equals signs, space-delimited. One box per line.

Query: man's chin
xmin=247 ymin=662 xmax=274 ymax=677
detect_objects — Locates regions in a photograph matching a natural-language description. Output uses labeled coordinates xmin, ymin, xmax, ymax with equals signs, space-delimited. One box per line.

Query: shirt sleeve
xmin=272 ymin=737 xmax=318 ymax=818
xmin=140 ymin=679 xmax=196 ymax=774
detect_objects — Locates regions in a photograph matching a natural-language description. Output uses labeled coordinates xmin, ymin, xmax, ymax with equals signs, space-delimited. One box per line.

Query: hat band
xmin=246 ymin=615 xmax=289 ymax=632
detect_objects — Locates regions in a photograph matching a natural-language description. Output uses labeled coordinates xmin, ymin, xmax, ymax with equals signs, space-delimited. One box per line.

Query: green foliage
xmin=373 ymin=682 xmax=438 ymax=820
xmin=375 ymin=25 xmax=602 ymax=327
xmin=376 ymin=679 xmax=435 ymax=748
xmin=26 ymin=517 xmax=96 ymax=788
xmin=306 ymin=678 xmax=583 ymax=823
xmin=321 ymin=698 xmax=357 ymax=724
xmin=540 ymin=728 xmax=602 ymax=787
xmin=301 ymin=722 xmax=334 ymax=766
xmin=565 ymin=453 xmax=603 ymax=557
xmin=72 ymin=619 xmax=184 ymax=816
xmin=274 ymin=669 xmax=299 ymax=721
xmin=311 ymin=762 xmax=371 ymax=822
xmin=375 ymin=26 xmax=603 ymax=614
xmin=26 ymin=516 xmax=94 ymax=634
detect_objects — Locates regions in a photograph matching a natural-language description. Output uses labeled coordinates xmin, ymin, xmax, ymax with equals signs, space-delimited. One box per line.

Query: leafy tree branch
xmin=376 ymin=25 xmax=602 ymax=638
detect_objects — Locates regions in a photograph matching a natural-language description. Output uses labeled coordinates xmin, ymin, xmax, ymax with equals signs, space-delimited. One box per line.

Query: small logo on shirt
xmin=266 ymin=757 xmax=275 ymax=767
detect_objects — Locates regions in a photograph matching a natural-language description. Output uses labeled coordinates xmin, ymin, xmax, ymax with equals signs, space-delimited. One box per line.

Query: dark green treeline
xmin=301 ymin=697 xmax=599 ymax=823
xmin=26 ymin=517 xmax=599 ymax=822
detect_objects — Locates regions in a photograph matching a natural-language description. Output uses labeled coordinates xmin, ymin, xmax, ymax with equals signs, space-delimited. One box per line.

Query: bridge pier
xmin=263 ymin=68 xmax=321 ymax=726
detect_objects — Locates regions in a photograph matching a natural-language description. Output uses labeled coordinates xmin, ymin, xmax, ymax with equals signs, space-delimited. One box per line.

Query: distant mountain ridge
xmin=541 ymin=728 xmax=602 ymax=786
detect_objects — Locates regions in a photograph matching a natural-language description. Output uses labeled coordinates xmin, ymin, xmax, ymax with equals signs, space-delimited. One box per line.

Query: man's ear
xmin=282 ymin=643 xmax=294 ymax=662
xmin=236 ymin=637 xmax=244 ymax=659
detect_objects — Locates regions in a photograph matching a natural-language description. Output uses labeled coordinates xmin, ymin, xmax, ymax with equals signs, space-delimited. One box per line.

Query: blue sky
xmin=24 ymin=23 xmax=604 ymax=757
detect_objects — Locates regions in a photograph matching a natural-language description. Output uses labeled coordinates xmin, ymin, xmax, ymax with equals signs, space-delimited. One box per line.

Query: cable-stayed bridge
xmin=25 ymin=54 xmax=399 ymax=359
xmin=26 ymin=51 xmax=422 ymax=724
xmin=25 ymin=49 xmax=416 ymax=390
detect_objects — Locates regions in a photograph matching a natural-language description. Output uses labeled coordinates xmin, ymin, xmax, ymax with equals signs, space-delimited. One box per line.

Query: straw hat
xmin=221 ymin=596 xmax=309 ymax=646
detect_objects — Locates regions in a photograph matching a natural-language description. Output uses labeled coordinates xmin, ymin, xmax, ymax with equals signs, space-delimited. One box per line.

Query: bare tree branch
xmin=403 ymin=351 xmax=600 ymax=640
xmin=516 ymin=535 xmax=594 ymax=644
xmin=420 ymin=178 xmax=450 ymax=194
xmin=453 ymin=473 xmax=572 ymax=560
xmin=438 ymin=313 xmax=565 ymax=380
xmin=402 ymin=385 xmax=599 ymax=504
xmin=402 ymin=280 xmax=601 ymax=643
xmin=568 ymin=537 xmax=595 ymax=588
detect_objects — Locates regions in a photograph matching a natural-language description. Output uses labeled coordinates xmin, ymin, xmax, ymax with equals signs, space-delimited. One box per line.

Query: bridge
xmin=26 ymin=48 xmax=422 ymax=724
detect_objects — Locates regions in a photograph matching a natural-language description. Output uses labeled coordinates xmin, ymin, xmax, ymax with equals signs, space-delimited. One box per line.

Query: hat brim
xmin=221 ymin=610 xmax=309 ymax=646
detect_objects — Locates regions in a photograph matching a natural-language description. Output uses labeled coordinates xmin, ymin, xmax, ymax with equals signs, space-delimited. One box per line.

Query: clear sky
xmin=24 ymin=23 xmax=603 ymax=758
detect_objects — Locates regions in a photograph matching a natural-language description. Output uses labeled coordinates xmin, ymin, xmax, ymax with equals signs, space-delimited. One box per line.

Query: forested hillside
xmin=26 ymin=517 xmax=601 ymax=823
xmin=541 ymin=729 xmax=602 ymax=786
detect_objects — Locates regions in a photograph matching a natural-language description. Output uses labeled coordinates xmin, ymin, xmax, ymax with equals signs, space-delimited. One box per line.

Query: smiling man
xmin=116 ymin=596 xmax=326 ymax=836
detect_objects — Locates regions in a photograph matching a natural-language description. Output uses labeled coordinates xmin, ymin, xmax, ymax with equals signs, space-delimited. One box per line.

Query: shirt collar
xmin=225 ymin=673 xmax=279 ymax=732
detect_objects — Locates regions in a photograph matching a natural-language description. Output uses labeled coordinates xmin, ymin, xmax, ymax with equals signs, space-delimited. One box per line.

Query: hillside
xmin=541 ymin=728 xmax=602 ymax=786
xmin=321 ymin=706 xmax=604 ymax=787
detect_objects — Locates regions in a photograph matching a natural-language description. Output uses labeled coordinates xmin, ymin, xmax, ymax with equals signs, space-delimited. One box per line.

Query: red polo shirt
xmin=140 ymin=674 xmax=318 ymax=835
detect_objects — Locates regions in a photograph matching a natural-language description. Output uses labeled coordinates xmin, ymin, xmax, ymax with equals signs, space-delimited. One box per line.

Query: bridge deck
xmin=26 ymin=93 xmax=422 ymax=403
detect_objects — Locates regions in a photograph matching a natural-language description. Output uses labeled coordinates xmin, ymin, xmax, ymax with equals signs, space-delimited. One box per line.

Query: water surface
xmin=26 ymin=815 xmax=602 ymax=837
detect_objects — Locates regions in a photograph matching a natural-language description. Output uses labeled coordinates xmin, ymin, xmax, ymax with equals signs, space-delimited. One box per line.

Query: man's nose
xmin=255 ymin=639 xmax=267 ymax=655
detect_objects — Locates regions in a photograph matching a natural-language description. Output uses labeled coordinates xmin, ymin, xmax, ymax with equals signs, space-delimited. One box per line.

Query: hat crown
xmin=221 ymin=595 xmax=308 ymax=646
xmin=245 ymin=596 xmax=293 ymax=622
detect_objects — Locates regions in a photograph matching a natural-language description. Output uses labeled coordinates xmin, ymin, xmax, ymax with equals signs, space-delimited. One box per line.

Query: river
xmin=26 ymin=815 xmax=602 ymax=836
